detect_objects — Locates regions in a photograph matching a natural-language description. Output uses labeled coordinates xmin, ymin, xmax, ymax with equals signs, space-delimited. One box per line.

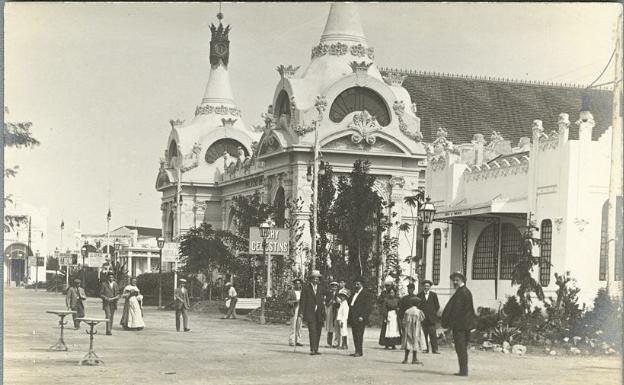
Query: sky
xmin=4 ymin=2 xmax=621 ymax=253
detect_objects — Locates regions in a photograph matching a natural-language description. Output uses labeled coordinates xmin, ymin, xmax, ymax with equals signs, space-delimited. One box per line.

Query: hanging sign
xmin=161 ymin=242 xmax=180 ymax=263
xmin=249 ymin=227 xmax=289 ymax=256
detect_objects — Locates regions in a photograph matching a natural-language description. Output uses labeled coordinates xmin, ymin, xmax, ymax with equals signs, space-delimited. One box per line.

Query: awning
xmin=434 ymin=196 xmax=527 ymax=222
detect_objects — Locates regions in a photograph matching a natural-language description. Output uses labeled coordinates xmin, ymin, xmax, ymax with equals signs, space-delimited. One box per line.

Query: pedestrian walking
xmin=298 ymin=270 xmax=325 ymax=355
xmin=335 ymin=289 xmax=350 ymax=350
xmin=348 ymin=277 xmax=372 ymax=357
xmin=99 ymin=272 xmax=121 ymax=335
xmin=379 ymin=286 xmax=402 ymax=349
xmin=174 ymin=278 xmax=191 ymax=332
xmin=287 ymin=278 xmax=304 ymax=347
xmin=223 ymin=282 xmax=238 ymax=319
xmin=401 ymin=296 xmax=426 ymax=365
xmin=417 ymin=280 xmax=440 ymax=354
xmin=66 ymin=278 xmax=86 ymax=329
xmin=119 ymin=277 xmax=145 ymax=330
xmin=398 ymin=283 xmax=419 ymax=320
xmin=324 ymin=281 xmax=339 ymax=347
xmin=441 ymin=271 xmax=476 ymax=377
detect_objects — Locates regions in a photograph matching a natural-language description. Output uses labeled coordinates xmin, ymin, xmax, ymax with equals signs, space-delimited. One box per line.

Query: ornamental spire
xmin=209 ymin=8 xmax=231 ymax=68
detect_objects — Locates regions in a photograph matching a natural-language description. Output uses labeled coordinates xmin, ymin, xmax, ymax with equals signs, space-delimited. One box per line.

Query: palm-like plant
xmin=109 ymin=259 xmax=129 ymax=286
xmin=401 ymin=189 xmax=426 ymax=273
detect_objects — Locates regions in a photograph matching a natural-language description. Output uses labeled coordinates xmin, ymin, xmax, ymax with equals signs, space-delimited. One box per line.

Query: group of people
xmin=65 ymin=273 xmax=194 ymax=334
xmin=285 ymin=269 xmax=476 ymax=377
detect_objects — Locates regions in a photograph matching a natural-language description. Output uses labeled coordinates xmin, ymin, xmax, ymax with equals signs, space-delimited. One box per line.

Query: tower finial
xmin=217 ymin=1 xmax=223 ymax=21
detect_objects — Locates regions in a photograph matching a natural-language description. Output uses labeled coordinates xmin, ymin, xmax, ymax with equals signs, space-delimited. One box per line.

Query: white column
xmin=147 ymin=256 xmax=152 ymax=273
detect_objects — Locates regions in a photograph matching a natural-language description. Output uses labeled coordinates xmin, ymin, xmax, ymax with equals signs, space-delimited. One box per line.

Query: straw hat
xmin=309 ymin=270 xmax=322 ymax=278
xmin=178 ymin=278 xmax=187 ymax=283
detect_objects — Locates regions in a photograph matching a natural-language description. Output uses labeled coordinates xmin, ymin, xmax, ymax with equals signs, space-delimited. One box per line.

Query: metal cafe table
xmin=75 ymin=318 xmax=109 ymax=366
xmin=46 ymin=310 xmax=76 ymax=351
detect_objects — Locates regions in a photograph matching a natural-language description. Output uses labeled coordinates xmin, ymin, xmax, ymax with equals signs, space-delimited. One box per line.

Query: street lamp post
xmin=417 ymin=197 xmax=436 ymax=291
xmin=259 ymin=220 xmax=272 ymax=325
xmin=157 ymin=236 xmax=165 ymax=309
xmin=114 ymin=239 xmax=121 ymax=263
xmin=35 ymin=250 xmax=40 ymax=292
xmin=80 ymin=242 xmax=88 ymax=287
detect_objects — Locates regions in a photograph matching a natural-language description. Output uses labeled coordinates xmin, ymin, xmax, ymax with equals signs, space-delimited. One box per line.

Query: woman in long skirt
xmin=324 ymin=281 xmax=339 ymax=347
xmin=379 ymin=287 xmax=402 ymax=349
xmin=120 ymin=277 xmax=145 ymax=331
xmin=402 ymin=296 xmax=427 ymax=364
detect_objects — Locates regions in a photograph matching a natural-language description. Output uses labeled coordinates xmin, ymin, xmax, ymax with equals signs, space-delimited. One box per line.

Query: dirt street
xmin=3 ymin=289 xmax=621 ymax=385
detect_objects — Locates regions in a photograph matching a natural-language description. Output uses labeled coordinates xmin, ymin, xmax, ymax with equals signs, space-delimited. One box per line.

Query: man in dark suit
xmin=417 ymin=279 xmax=440 ymax=354
xmin=441 ymin=271 xmax=476 ymax=377
xmin=298 ymin=270 xmax=325 ymax=355
xmin=348 ymin=277 xmax=372 ymax=357
xmin=174 ymin=278 xmax=191 ymax=332
xmin=99 ymin=272 xmax=121 ymax=335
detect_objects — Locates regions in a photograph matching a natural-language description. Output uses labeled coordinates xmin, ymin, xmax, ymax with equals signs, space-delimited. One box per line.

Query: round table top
xmin=46 ymin=310 xmax=76 ymax=315
xmin=75 ymin=318 xmax=109 ymax=324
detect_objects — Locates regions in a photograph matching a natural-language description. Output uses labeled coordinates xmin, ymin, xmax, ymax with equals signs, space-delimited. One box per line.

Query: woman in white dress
xmin=120 ymin=277 xmax=145 ymax=330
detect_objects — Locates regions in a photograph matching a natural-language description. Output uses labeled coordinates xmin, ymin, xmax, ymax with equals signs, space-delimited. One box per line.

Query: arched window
xmin=432 ymin=229 xmax=442 ymax=285
xmin=599 ymin=200 xmax=608 ymax=280
xmin=273 ymin=187 xmax=286 ymax=228
xmin=205 ymin=139 xmax=247 ymax=164
xmin=168 ymin=140 xmax=178 ymax=160
xmin=540 ymin=219 xmax=553 ymax=286
xmin=472 ymin=224 xmax=498 ymax=280
xmin=499 ymin=223 xmax=523 ymax=280
xmin=274 ymin=90 xmax=291 ymax=122
xmin=167 ymin=211 xmax=174 ymax=241
xmin=329 ymin=87 xmax=391 ymax=126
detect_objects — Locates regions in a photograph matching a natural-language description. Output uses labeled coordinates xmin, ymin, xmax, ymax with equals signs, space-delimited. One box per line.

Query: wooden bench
xmin=220 ymin=298 xmax=261 ymax=314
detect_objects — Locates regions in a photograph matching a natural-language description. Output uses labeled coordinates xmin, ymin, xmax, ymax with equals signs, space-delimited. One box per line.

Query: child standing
xmin=401 ymin=296 xmax=426 ymax=364
xmin=335 ymin=290 xmax=350 ymax=350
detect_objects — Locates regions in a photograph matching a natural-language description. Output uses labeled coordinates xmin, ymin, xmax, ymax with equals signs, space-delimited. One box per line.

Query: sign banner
xmin=161 ymin=242 xmax=180 ymax=263
xmin=249 ymin=227 xmax=289 ymax=256
xmin=87 ymin=252 xmax=106 ymax=267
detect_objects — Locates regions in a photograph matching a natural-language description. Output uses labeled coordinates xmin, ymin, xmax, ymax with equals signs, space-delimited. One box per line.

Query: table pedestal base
xmin=49 ymin=338 xmax=68 ymax=352
xmin=79 ymin=350 xmax=104 ymax=366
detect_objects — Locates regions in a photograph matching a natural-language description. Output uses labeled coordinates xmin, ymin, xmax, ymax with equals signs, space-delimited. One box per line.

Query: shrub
xmin=502 ymin=296 xmax=524 ymax=326
xmin=491 ymin=321 xmax=521 ymax=344
xmin=543 ymin=272 xmax=584 ymax=342
xmin=579 ymin=288 xmax=622 ymax=347
xmin=475 ymin=307 xmax=501 ymax=332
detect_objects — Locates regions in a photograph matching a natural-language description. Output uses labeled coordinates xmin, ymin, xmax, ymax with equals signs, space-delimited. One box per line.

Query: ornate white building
xmin=155 ymin=4 xmax=427 ymax=286
xmin=155 ymin=3 xmax=619 ymax=305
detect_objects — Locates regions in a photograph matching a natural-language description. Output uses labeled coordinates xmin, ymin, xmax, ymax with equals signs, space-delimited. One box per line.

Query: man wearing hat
xmin=286 ymin=278 xmax=304 ymax=347
xmin=417 ymin=279 xmax=440 ymax=353
xmin=100 ymin=272 xmax=121 ymax=335
xmin=223 ymin=282 xmax=238 ymax=319
xmin=348 ymin=277 xmax=372 ymax=357
xmin=298 ymin=270 xmax=325 ymax=355
xmin=174 ymin=278 xmax=191 ymax=332
xmin=441 ymin=272 xmax=476 ymax=377
xmin=66 ymin=278 xmax=86 ymax=329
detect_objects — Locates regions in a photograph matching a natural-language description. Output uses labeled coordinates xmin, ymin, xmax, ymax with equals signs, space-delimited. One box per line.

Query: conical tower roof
xmin=320 ymin=3 xmax=367 ymax=45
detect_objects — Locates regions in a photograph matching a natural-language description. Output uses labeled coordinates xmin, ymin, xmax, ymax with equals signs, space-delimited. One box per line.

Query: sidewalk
xmin=3 ymin=288 xmax=621 ymax=385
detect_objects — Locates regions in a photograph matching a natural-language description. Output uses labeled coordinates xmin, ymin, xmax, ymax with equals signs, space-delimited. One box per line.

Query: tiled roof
xmin=381 ymin=69 xmax=613 ymax=144
xmin=122 ymin=226 xmax=162 ymax=238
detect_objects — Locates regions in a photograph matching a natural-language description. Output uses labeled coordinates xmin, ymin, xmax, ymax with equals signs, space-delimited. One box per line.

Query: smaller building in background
xmin=76 ymin=225 xmax=169 ymax=277
xmin=3 ymin=201 xmax=49 ymax=287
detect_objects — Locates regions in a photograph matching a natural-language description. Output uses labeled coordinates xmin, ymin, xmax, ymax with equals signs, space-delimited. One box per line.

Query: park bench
xmin=220 ymin=297 xmax=261 ymax=315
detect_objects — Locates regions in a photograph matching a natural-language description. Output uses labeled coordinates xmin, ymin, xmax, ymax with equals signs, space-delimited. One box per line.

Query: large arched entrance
xmin=5 ymin=243 xmax=31 ymax=287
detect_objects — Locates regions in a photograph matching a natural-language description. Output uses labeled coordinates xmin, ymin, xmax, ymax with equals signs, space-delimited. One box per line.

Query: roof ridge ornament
xmin=383 ymin=72 xmax=407 ymax=87
xmin=276 ymin=65 xmax=300 ymax=79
